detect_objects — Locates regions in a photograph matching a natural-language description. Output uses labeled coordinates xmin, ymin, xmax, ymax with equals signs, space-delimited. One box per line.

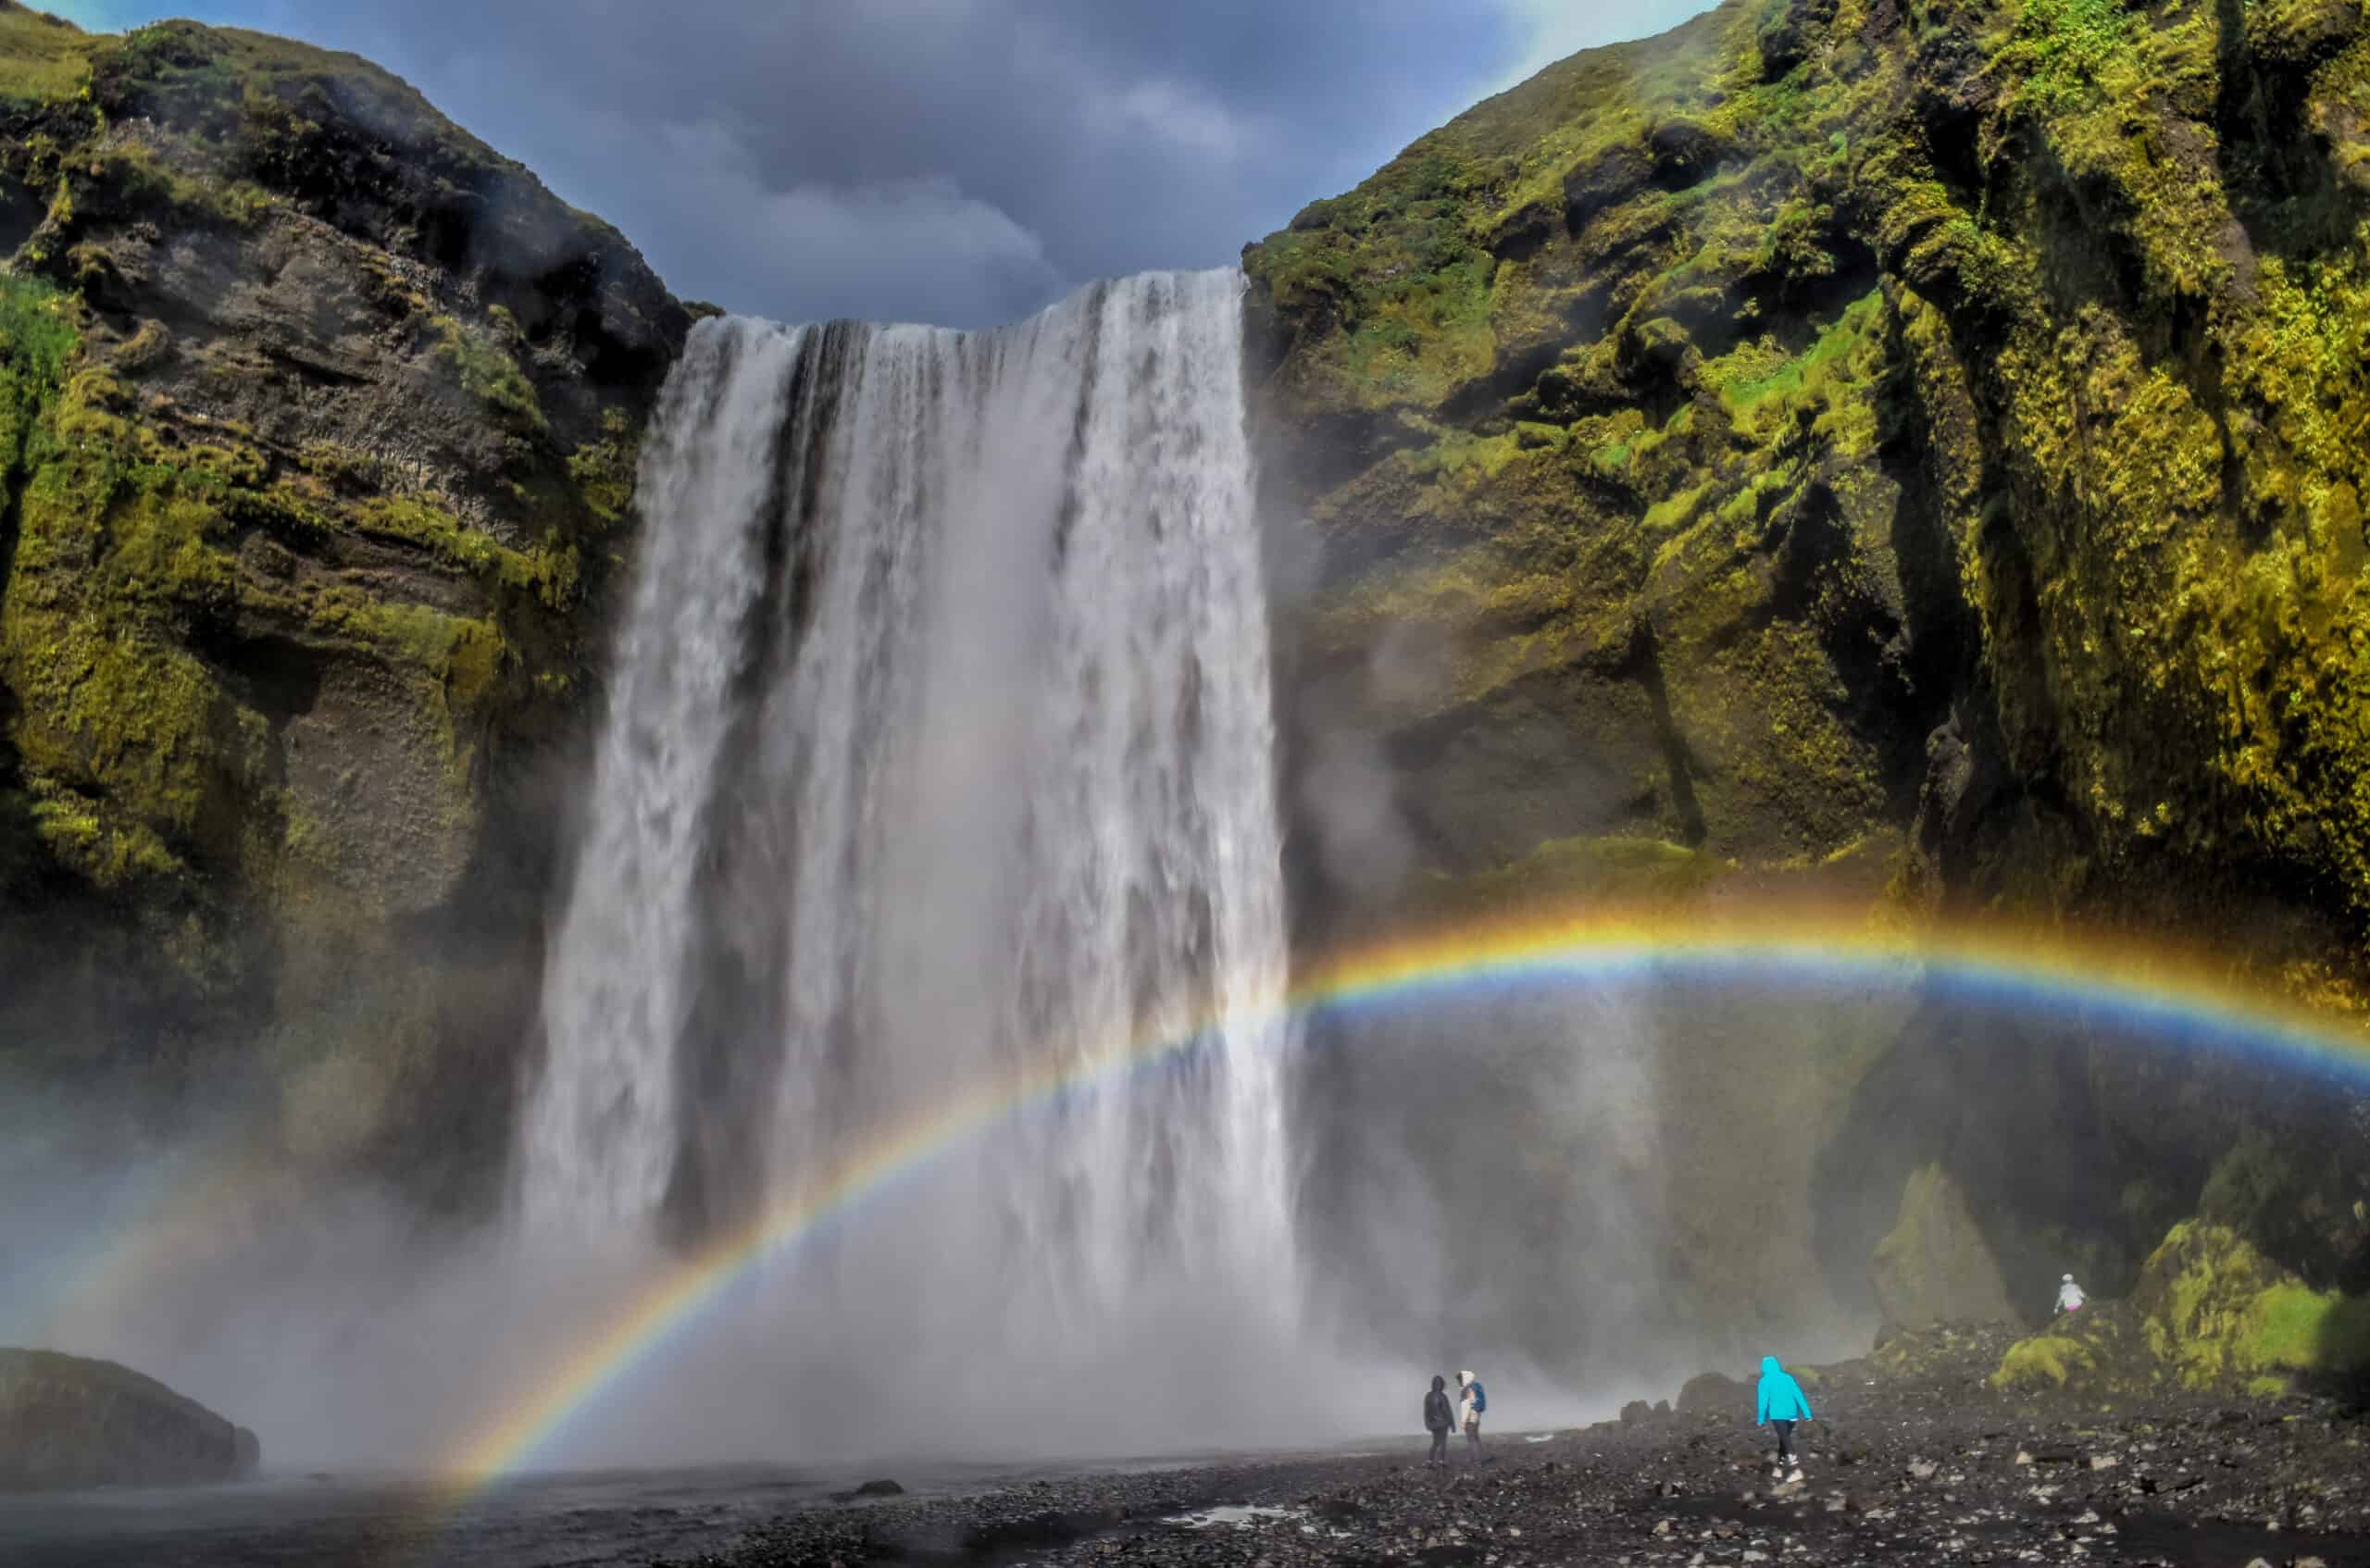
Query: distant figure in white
xmin=2056 ymin=1273 xmax=2088 ymax=1313
xmin=1456 ymin=1370 xmax=1489 ymax=1465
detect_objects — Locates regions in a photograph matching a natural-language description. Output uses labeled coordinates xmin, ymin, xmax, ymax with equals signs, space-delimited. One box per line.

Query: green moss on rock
xmin=1419 ymin=833 xmax=1728 ymax=917
xmin=1873 ymin=1163 xmax=2022 ymax=1331
xmin=0 ymin=3 xmax=687 ymax=1206
xmin=2136 ymin=1221 xmax=2370 ymax=1390
xmin=1991 ymin=1333 xmax=2093 ymax=1389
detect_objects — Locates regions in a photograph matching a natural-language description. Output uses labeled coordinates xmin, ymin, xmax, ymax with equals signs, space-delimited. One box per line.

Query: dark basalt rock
xmin=1675 ymin=1371 xmax=1750 ymax=1417
xmin=0 ymin=1347 xmax=259 ymax=1492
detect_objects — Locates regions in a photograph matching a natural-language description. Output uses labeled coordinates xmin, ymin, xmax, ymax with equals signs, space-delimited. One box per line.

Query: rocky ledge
xmin=0 ymin=1347 xmax=257 ymax=1491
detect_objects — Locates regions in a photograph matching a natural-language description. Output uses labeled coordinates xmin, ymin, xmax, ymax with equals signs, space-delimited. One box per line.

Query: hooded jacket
xmin=1424 ymin=1375 xmax=1453 ymax=1432
xmin=2056 ymin=1276 xmax=2087 ymax=1313
xmin=1457 ymin=1370 xmax=1484 ymax=1425
xmin=1754 ymin=1357 xmax=1812 ymax=1425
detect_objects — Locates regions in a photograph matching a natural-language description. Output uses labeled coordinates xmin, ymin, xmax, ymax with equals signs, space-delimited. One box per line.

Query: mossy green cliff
xmin=0 ymin=4 xmax=687 ymax=1202
xmin=1253 ymin=0 xmax=2370 ymax=1375
xmin=1252 ymin=0 xmax=2370 ymax=940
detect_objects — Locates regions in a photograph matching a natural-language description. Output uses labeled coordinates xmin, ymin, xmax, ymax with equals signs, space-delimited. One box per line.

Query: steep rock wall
xmin=1250 ymin=0 xmax=2370 ymax=1345
xmin=0 ymin=6 xmax=689 ymax=1207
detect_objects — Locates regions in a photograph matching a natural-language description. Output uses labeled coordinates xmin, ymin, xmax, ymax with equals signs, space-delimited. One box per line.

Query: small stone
xmin=2014 ymin=1450 xmax=2034 ymax=1466
xmin=2088 ymin=1454 xmax=2118 ymax=1471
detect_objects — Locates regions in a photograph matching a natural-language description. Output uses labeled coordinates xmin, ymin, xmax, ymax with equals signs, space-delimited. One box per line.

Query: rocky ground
xmin=670 ymin=1329 xmax=2370 ymax=1567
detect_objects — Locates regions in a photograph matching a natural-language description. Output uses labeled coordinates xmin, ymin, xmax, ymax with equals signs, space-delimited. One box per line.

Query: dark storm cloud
xmin=59 ymin=0 xmax=1716 ymax=328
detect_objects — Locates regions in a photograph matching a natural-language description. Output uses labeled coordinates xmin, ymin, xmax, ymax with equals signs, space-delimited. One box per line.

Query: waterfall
xmin=522 ymin=271 xmax=1298 ymax=1436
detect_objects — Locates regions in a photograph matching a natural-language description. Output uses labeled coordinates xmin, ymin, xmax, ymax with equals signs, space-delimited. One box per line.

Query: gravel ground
xmin=671 ymin=1330 xmax=2370 ymax=1566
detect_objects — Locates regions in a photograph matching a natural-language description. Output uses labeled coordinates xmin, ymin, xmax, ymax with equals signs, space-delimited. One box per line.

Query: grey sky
xmin=51 ymin=1 xmax=1717 ymax=328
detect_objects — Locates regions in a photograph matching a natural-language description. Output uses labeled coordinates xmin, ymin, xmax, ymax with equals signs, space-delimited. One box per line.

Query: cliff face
xmin=1251 ymin=0 xmax=2370 ymax=1353
xmin=0 ymin=6 xmax=688 ymax=1204
xmin=0 ymin=1347 xmax=257 ymax=1490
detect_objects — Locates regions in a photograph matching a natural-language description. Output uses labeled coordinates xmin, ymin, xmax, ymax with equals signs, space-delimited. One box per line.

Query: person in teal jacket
xmin=1754 ymin=1356 xmax=1813 ymax=1474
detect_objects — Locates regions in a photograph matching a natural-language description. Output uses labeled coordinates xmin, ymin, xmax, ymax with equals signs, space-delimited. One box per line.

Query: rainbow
xmin=440 ymin=902 xmax=2370 ymax=1487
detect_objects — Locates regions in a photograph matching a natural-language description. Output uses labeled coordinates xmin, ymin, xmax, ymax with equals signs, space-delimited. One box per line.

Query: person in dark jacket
xmin=1422 ymin=1375 xmax=1453 ymax=1466
xmin=1754 ymin=1355 xmax=1813 ymax=1477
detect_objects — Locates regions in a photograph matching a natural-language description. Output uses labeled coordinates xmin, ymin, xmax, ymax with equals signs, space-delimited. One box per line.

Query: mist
xmin=3 ymin=258 xmax=1902 ymax=1480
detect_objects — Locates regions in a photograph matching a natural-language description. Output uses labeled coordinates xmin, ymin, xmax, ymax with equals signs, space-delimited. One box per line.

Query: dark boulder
xmin=0 ymin=1348 xmax=259 ymax=1491
xmin=1675 ymin=1370 xmax=1751 ymax=1417
xmin=1645 ymin=118 xmax=1728 ymax=189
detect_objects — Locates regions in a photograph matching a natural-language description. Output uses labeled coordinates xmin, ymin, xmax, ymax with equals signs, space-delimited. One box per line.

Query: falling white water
xmin=523 ymin=271 xmax=1299 ymax=1449
xmin=525 ymin=323 xmax=817 ymax=1226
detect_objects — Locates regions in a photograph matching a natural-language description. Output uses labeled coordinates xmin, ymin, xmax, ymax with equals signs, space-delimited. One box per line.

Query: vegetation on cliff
xmin=0 ymin=2 xmax=687 ymax=1201
xmin=1251 ymin=0 xmax=2370 ymax=945
xmin=1252 ymin=0 xmax=2370 ymax=1359
xmin=0 ymin=1347 xmax=257 ymax=1490
xmin=1990 ymin=1220 xmax=2370 ymax=1395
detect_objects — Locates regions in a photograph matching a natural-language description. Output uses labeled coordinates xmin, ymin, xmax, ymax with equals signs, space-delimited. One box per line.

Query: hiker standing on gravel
xmin=1754 ymin=1355 xmax=1812 ymax=1479
xmin=2056 ymin=1273 xmax=2088 ymax=1313
xmin=1456 ymin=1369 xmax=1489 ymax=1464
xmin=1423 ymin=1375 xmax=1454 ymax=1467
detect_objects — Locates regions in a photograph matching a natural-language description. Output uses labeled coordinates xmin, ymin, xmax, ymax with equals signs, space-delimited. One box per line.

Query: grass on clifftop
xmin=0 ymin=4 xmax=93 ymax=105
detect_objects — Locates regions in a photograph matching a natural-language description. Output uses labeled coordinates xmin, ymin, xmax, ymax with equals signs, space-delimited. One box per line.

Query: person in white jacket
xmin=2056 ymin=1273 xmax=2088 ymax=1313
xmin=1455 ymin=1370 xmax=1489 ymax=1464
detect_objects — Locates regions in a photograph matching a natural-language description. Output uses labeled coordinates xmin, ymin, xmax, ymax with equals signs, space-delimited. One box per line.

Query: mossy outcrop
xmin=1872 ymin=1163 xmax=2022 ymax=1330
xmin=1252 ymin=0 xmax=2370 ymax=964
xmin=2133 ymin=1219 xmax=2370 ymax=1393
xmin=0 ymin=5 xmax=688 ymax=1202
xmin=1254 ymin=0 xmax=2370 ymax=1351
xmin=0 ymin=1347 xmax=257 ymax=1490
xmin=1991 ymin=1219 xmax=2370 ymax=1397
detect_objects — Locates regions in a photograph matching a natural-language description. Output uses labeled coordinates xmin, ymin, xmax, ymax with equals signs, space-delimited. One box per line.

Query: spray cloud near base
xmin=519 ymin=268 xmax=1364 ymax=1462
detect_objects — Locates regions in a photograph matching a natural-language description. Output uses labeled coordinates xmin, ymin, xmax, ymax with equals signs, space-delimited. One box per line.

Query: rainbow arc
xmin=440 ymin=902 xmax=2370 ymax=1488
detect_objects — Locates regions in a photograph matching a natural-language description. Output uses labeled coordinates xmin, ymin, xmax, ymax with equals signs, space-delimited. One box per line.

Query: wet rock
xmin=853 ymin=1478 xmax=904 ymax=1496
xmin=0 ymin=1349 xmax=259 ymax=1492
xmin=1677 ymin=1372 xmax=1750 ymax=1416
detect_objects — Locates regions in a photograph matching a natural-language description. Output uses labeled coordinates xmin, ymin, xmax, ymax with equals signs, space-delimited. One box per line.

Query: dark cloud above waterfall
xmin=54 ymin=0 xmax=1718 ymax=329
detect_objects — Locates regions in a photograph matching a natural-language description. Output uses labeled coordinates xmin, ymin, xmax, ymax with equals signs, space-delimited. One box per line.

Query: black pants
xmin=1428 ymin=1428 xmax=1448 ymax=1464
xmin=1771 ymin=1419 xmax=1796 ymax=1462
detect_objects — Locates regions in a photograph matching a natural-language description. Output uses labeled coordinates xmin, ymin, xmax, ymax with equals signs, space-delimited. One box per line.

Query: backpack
xmin=1469 ymin=1379 xmax=1488 ymax=1414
